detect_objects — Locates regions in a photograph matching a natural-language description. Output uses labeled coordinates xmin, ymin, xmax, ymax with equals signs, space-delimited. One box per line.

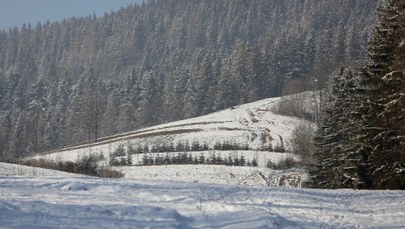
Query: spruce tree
xmin=310 ymin=68 xmax=363 ymax=188
xmin=363 ymin=0 xmax=405 ymax=189
xmin=312 ymin=0 xmax=405 ymax=189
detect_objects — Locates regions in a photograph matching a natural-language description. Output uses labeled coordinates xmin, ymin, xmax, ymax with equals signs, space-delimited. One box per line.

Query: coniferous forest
xmin=310 ymin=0 xmax=405 ymax=189
xmin=0 ymin=0 xmax=380 ymax=159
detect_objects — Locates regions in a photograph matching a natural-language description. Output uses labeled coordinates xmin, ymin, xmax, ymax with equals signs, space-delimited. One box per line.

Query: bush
xmin=128 ymin=145 xmax=143 ymax=155
xmin=97 ymin=166 xmax=125 ymax=178
xmin=291 ymin=122 xmax=314 ymax=165
xmin=266 ymin=158 xmax=297 ymax=170
xmin=272 ymin=93 xmax=313 ymax=120
xmin=114 ymin=145 xmax=126 ymax=157
xmin=251 ymin=158 xmax=258 ymax=167
xmin=19 ymin=154 xmax=124 ymax=178
xmin=191 ymin=141 xmax=201 ymax=151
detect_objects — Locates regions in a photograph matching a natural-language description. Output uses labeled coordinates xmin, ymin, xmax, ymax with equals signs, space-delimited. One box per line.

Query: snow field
xmin=0 ymin=176 xmax=404 ymax=228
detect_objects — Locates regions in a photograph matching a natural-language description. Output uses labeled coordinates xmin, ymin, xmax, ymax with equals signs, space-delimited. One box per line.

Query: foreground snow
xmin=0 ymin=176 xmax=404 ymax=228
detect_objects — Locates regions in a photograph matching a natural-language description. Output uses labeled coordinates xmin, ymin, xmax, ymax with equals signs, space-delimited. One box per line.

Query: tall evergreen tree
xmin=311 ymin=0 xmax=405 ymax=189
xmin=363 ymin=0 xmax=405 ymax=189
xmin=310 ymin=68 xmax=364 ymax=188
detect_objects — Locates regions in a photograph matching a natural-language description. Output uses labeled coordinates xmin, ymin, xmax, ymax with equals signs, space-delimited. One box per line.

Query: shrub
xmin=191 ymin=141 xmax=201 ymax=151
xmin=251 ymin=157 xmax=258 ymax=167
xmin=291 ymin=122 xmax=314 ymax=166
xmin=114 ymin=145 xmax=126 ymax=157
xmin=19 ymin=154 xmax=124 ymax=178
xmin=97 ymin=166 xmax=125 ymax=178
xmin=266 ymin=158 xmax=297 ymax=170
xmin=272 ymin=93 xmax=313 ymax=120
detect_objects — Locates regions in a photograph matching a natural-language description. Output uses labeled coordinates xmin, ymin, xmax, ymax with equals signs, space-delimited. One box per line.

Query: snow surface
xmin=1 ymin=176 xmax=404 ymax=228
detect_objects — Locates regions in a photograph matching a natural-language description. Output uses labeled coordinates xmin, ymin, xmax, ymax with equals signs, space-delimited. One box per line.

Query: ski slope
xmin=0 ymin=176 xmax=404 ymax=228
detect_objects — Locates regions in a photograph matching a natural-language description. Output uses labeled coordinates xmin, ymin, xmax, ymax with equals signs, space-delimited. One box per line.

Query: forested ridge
xmin=0 ymin=0 xmax=380 ymax=158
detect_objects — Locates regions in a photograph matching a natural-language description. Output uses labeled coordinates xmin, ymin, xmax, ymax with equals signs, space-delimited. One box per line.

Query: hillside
xmin=0 ymin=0 xmax=380 ymax=157
xmin=30 ymin=92 xmax=315 ymax=186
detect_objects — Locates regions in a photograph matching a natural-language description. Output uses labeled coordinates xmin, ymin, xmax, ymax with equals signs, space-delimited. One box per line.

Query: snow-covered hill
xmin=30 ymin=93 xmax=315 ymax=186
xmin=2 ymin=93 xmax=405 ymax=228
xmin=36 ymin=94 xmax=310 ymax=155
xmin=1 ymin=176 xmax=404 ymax=228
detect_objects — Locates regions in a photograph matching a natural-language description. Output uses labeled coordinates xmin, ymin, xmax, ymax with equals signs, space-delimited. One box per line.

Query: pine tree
xmin=312 ymin=0 xmax=405 ymax=189
xmin=310 ymin=68 xmax=364 ymax=188
xmin=363 ymin=0 xmax=405 ymax=189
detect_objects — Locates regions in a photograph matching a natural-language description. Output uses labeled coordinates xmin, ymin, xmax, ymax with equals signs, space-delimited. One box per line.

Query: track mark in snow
xmin=1 ymin=177 xmax=405 ymax=228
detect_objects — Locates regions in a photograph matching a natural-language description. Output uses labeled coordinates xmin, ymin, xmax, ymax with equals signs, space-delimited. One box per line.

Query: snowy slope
xmin=32 ymin=93 xmax=313 ymax=161
xmin=0 ymin=176 xmax=404 ymax=228
xmin=28 ymin=93 xmax=315 ymax=187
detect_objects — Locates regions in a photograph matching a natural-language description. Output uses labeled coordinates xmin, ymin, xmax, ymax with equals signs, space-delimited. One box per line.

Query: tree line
xmin=0 ymin=0 xmax=379 ymax=159
xmin=111 ymin=150 xmax=259 ymax=167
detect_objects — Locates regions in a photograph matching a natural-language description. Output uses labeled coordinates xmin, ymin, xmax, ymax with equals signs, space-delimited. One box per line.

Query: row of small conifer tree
xmin=110 ymin=140 xmax=285 ymax=156
xmin=110 ymin=151 xmax=258 ymax=167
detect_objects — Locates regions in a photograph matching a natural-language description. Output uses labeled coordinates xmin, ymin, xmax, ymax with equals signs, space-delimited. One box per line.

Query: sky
xmin=0 ymin=0 xmax=145 ymax=31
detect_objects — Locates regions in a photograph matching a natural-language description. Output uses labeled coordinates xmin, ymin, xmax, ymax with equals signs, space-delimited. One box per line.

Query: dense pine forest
xmin=0 ymin=0 xmax=380 ymax=158
xmin=310 ymin=0 xmax=405 ymax=189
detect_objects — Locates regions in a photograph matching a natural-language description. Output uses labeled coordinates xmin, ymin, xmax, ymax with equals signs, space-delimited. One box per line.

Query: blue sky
xmin=0 ymin=0 xmax=145 ymax=31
